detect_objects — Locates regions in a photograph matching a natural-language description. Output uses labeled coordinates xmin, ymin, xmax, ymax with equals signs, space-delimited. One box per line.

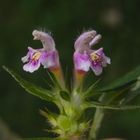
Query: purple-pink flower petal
xmin=22 ymin=46 xmax=60 ymax=73
xmin=23 ymin=60 xmax=41 ymax=73
xmin=40 ymin=50 xmax=59 ymax=69
xmin=89 ymin=48 xmax=111 ymax=75
xmin=91 ymin=64 xmax=103 ymax=76
xmin=22 ymin=47 xmax=42 ymax=73
xmin=74 ymin=52 xmax=90 ymax=72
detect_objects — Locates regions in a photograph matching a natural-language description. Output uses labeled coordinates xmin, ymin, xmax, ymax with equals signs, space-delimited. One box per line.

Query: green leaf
xmin=3 ymin=66 xmax=53 ymax=102
xmin=84 ymin=101 xmax=140 ymax=110
xmin=84 ymin=79 xmax=101 ymax=97
xmin=100 ymin=66 xmax=140 ymax=92
xmin=119 ymin=88 xmax=140 ymax=104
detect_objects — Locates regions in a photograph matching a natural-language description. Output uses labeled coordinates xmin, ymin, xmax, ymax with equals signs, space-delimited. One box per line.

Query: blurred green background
xmin=0 ymin=0 xmax=140 ymax=139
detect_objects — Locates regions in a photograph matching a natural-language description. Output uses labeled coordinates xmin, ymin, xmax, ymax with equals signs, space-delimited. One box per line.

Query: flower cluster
xmin=22 ymin=29 xmax=110 ymax=76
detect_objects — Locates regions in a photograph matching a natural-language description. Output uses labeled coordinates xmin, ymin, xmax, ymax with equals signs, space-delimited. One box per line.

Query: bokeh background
xmin=0 ymin=0 xmax=140 ymax=139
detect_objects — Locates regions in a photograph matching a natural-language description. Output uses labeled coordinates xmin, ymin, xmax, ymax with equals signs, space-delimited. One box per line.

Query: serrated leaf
xmin=83 ymin=101 xmax=140 ymax=110
xmin=100 ymin=66 xmax=140 ymax=92
xmin=3 ymin=66 xmax=53 ymax=102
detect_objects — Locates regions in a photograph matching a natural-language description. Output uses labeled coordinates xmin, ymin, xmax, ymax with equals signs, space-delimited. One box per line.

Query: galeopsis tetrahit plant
xmin=4 ymin=29 xmax=140 ymax=140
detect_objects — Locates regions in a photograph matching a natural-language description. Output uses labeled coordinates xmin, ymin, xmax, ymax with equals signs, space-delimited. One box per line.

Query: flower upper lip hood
xmin=32 ymin=30 xmax=55 ymax=51
xmin=74 ymin=30 xmax=102 ymax=53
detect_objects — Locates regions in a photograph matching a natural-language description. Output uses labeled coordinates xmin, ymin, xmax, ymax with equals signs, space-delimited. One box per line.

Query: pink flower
xmin=22 ymin=30 xmax=59 ymax=73
xmin=74 ymin=30 xmax=110 ymax=76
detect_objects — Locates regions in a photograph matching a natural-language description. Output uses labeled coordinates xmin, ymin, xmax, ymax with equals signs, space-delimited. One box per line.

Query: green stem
xmin=88 ymin=108 xmax=104 ymax=140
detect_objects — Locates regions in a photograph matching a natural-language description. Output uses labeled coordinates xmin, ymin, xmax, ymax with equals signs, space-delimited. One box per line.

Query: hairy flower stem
xmin=50 ymin=66 xmax=66 ymax=89
xmin=89 ymin=108 xmax=104 ymax=140
xmin=74 ymin=70 xmax=86 ymax=89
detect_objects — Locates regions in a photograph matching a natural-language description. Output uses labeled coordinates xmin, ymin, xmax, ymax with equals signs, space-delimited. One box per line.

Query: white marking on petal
xmin=23 ymin=61 xmax=40 ymax=73
xmin=106 ymin=56 xmax=111 ymax=64
xmin=21 ymin=56 xmax=28 ymax=63
xmin=78 ymin=61 xmax=90 ymax=71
